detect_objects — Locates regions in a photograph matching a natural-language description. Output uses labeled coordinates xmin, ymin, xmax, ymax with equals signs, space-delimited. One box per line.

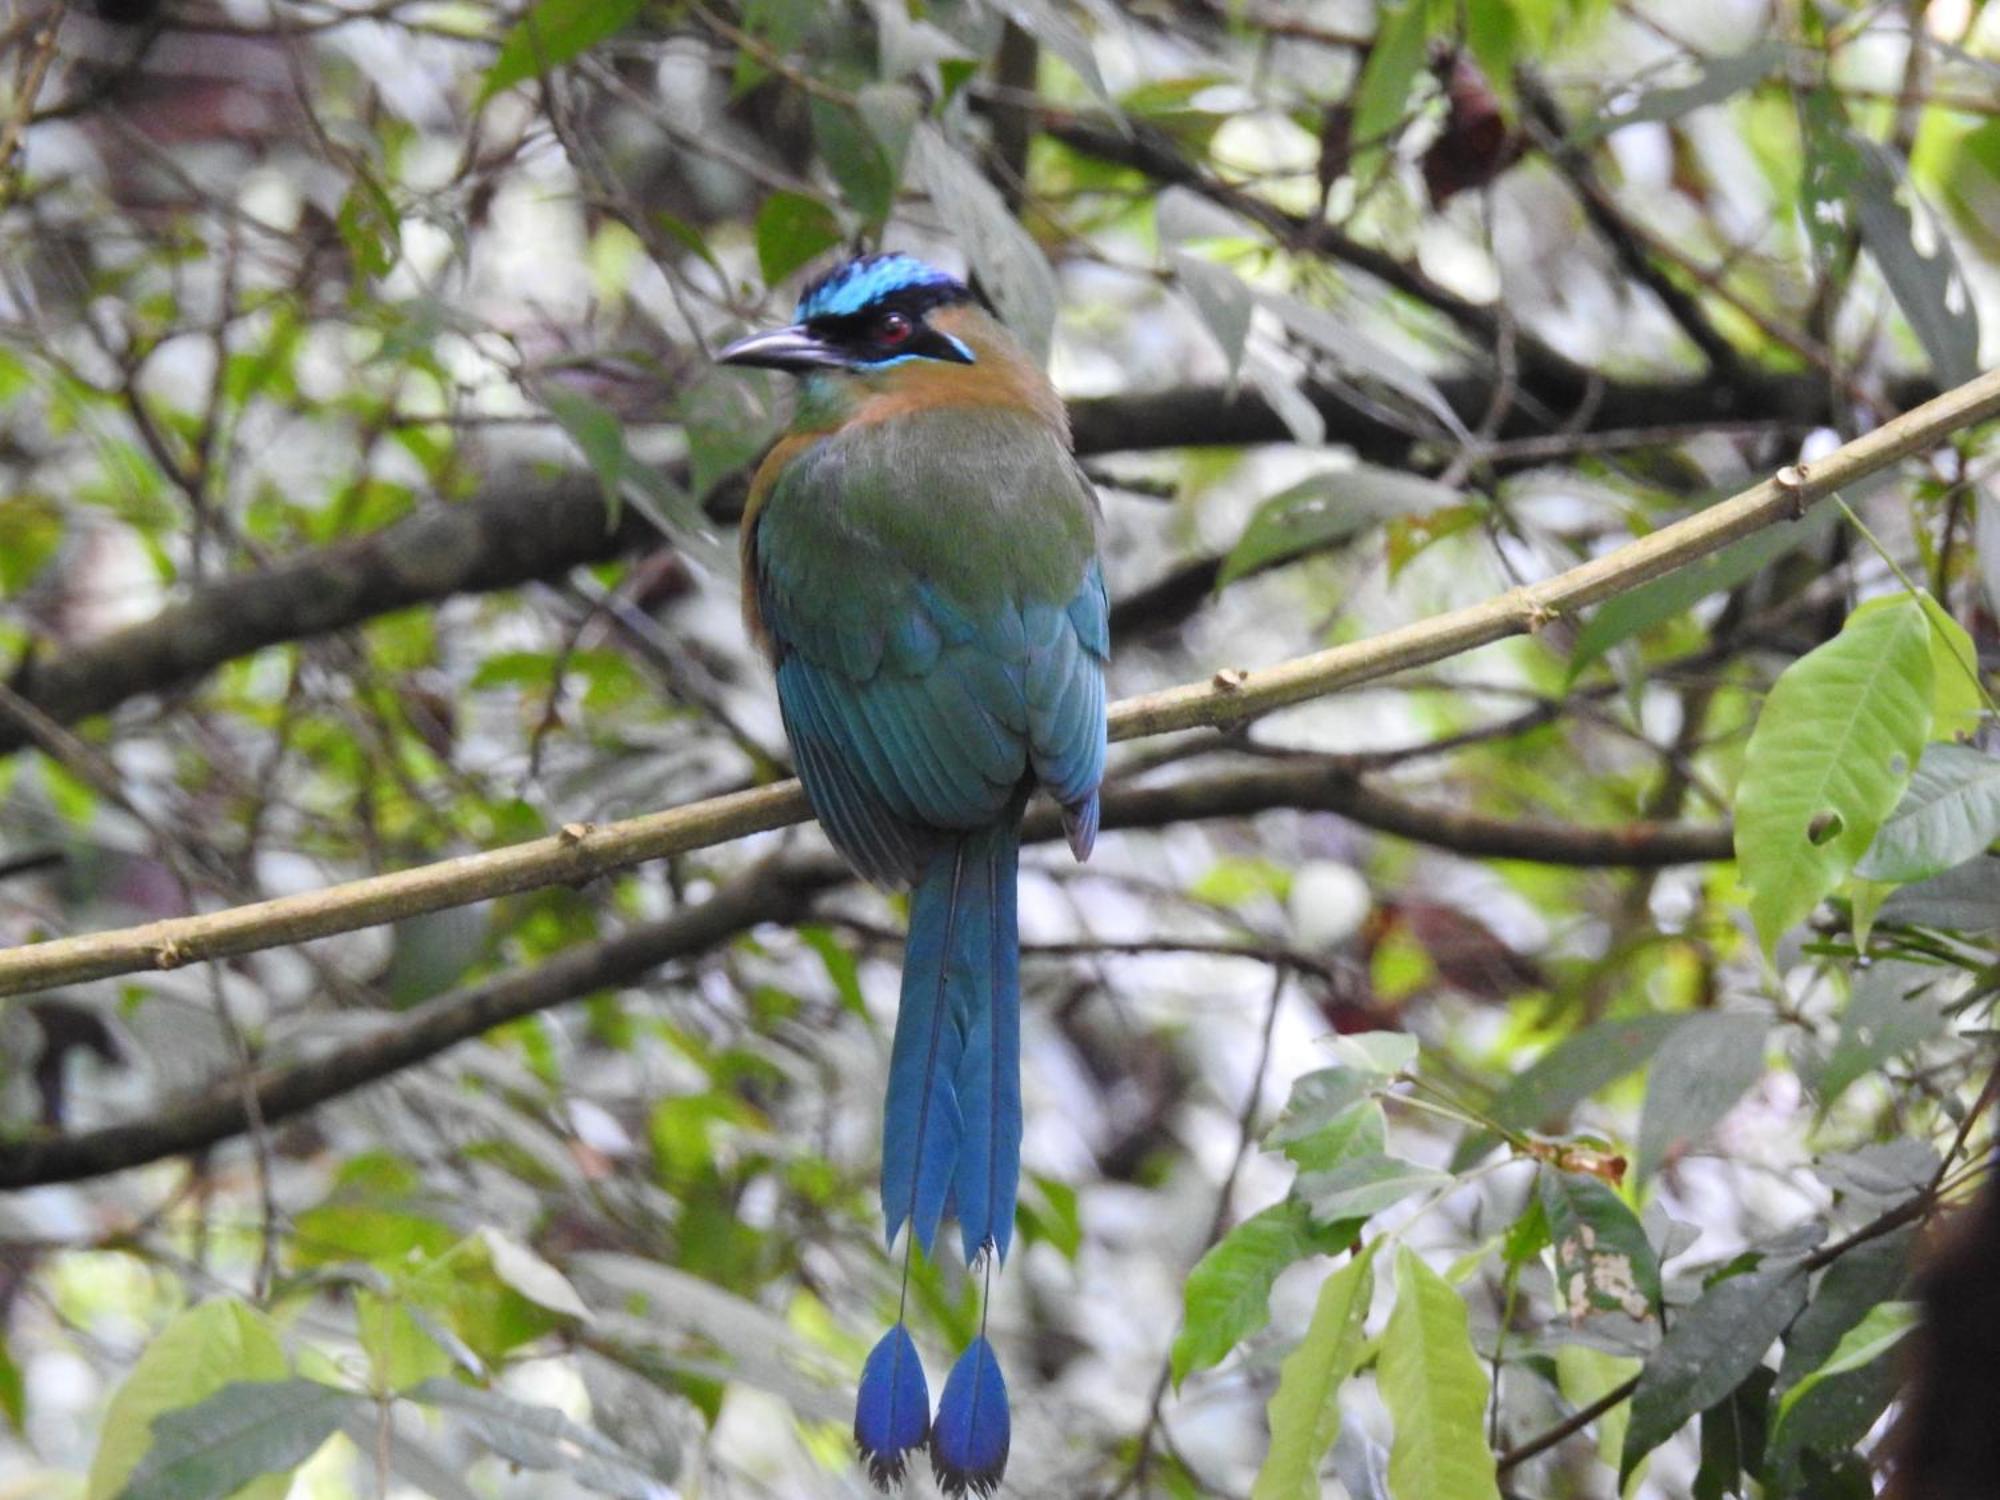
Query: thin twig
xmin=1496 ymin=1372 xmax=1642 ymax=1474
xmin=0 ymin=2 xmax=63 ymax=213
xmin=1117 ymin=963 xmax=1290 ymax=1496
xmin=1499 ymin=1061 xmax=1998 ymax=1475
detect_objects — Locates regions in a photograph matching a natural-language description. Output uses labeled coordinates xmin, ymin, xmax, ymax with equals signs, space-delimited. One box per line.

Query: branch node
xmin=1775 ymin=462 xmax=1811 ymax=518
xmin=559 ymin=822 xmax=596 ymax=846
xmin=1211 ymin=667 xmax=1248 ymax=693
xmin=153 ymin=939 xmax=188 ymax=971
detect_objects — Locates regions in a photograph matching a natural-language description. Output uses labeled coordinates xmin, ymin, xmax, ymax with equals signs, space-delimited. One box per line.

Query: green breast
xmin=758 ymin=406 xmax=1099 ymax=626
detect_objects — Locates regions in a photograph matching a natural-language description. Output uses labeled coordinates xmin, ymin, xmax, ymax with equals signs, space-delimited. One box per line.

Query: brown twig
xmin=0 ymin=2 xmax=64 ymax=213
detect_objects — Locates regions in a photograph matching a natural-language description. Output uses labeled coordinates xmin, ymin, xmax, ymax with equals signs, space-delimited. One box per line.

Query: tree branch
xmin=6 ymin=356 xmax=1997 ymax=999
xmin=1020 ymin=107 xmax=1592 ymax=392
xmin=0 ymin=853 xmax=835 ymax=1189
xmin=1 ymin=369 xmax=1894 ymax=759
xmin=5 ymin=473 xmax=641 ymax=753
xmin=0 ymin=765 xmax=1722 ymax=1189
xmin=1516 ymin=73 xmax=1751 ymax=380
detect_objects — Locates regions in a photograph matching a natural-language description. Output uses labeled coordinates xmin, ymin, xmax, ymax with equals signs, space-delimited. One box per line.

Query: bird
xmin=718 ymin=251 xmax=1108 ymax=1495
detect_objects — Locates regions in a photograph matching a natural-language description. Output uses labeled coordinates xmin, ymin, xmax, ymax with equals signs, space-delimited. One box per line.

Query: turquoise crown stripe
xmin=797 ymin=253 xmax=966 ymax=321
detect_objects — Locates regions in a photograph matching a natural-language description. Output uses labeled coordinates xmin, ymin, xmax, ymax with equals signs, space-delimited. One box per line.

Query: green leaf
xmin=1571 ymin=43 xmax=1786 ymax=143
xmin=810 ymin=99 xmax=897 ymax=224
xmin=336 ymin=176 xmax=400 ymax=279
xmin=1879 ymin=854 xmax=2000 ymax=932
xmin=1814 ymin=960 xmax=1950 ymax=1108
xmin=1297 ymin=1154 xmax=1451 ymax=1224
xmin=293 ymin=1156 xmax=457 ymax=1269
xmin=677 ymin=366 xmax=778 ymax=506
xmin=0 ymin=1332 xmax=23 ymax=1433
xmin=574 ymin=368 xmax=730 ymax=575
xmin=995 ymin=0 xmax=1113 ymax=105
xmin=358 ymin=1294 xmax=455 ymax=1394
xmin=400 ymin=1235 xmax=564 ymax=1366
xmin=1734 ymin=595 xmax=1935 ymax=952
xmin=753 ymin=192 xmax=842 ymax=288
xmin=798 ymin=925 xmax=867 ymax=1018
xmin=1777 ymin=1228 xmax=1911 ymax=1395
xmin=1220 ymin=468 xmax=1460 ymax=588
xmin=1814 ymin=1142 xmax=1940 ymax=1206
xmin=1327 ymin=1032 xmax=1420 ymax=1078
xmin=383 ymin=902 xmax=487 ymax=1006
xmin=1539 ymin=1168 xmax=1661 ymax=1321
xmin=89 ymin=1300 xmax=291 ymax=1500
xmin=1453 ymin=1013 xmax=1686 ymax=1170
xmin=1502 ymin=1194 xmax=1550 ymax=1267
xmin=1555 ymin=1345 xmax=1640 ymax=1469
xmin=914 ymin=126 xmax=1058 ymax=364
xmin=1352 ymin=0 xmax=1437 ymax=158
xmin=569 ymin=1253 xmax=847 ymax=1424
xmin=115 ymin=1380 xmax=362 ymax=1500
xmin=1567 ymin=503 xmax=1836 ymax=684
xmin=1920 ymin=596 xmax=1983 ymax=742
xmin=1017 ymin=1174 xmax=1084 ymax=1260
xmin=1251 ymin=1242 xmax=1379 ymax=1500
xmin=1852 ymin=139 xmax=1981 ymax=387
xmin=1762 ymin=1359 xmax=1896 ymax=1495
xmin=1168 ymin=250 xmax=1254 ymax=380
xmin=1276 ymin=1093 xmax=1388 ymax=1173
xmin=1775 ymin=1300 xmax=1915 ymax=1428
xmin=477 ymin=1227 xmax=592 ymax=1320
xmin=1693 ymin=1366 xmax=1773 ymax=1500
xmin=1157 ymin=184 xmax=1253 ymax=244
xmin=1259 ymin=289 xmax=1466 ymax=440
xmin=1462 ymin=0 xmax=1522 ymax=83
xmin=1378 ymin=1247 xmax=1501 ymax=1500
xmin=652 ymin=211 xmax=722 ymax=275
xmin=1800 ymin=87 xmax=1866 ymax=270
xmin=1979 ymin=480 xmax=2000 ymax=619
xmin=1242 ymin=355 xmax=1328 ymax=445
xmin=1268 ymin=1068 xmax=1374 ymax=1154
xmin=1635 ymin=1012 xmax=1767 ymax=1182
xmin=1765 ymin=1230 xmax=1912 ymax=1489
xmin=408 ymin=1379 xmax=672 ymax=1498
xmin=482 ymin=0 xmax=644 ymax=101
xmin=544 ymin=386 xmax=627 ymax=507
xmin=0 ymin=492 xmax=63 ymax=595
xmin=1621 ymin=1264 xmax=1809 ymax=1481
xmin=1170 ymin=1201 xmax=1349 ymax=1387
xmin=1855 ymin=742 xmax=2000 ymax=883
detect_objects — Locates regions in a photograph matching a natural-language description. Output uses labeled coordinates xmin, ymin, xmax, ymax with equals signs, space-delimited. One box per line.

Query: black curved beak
xmin=715 ymin=324 xmax=846 ymax=372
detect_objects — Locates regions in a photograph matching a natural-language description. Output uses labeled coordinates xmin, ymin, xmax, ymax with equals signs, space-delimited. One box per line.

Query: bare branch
xmin=1 ymin=370 xmax=1886 ymax=759
xmin=6 ymin=356 xmax=1997 ymax=999
xmin=0 ymin=764 xmax=1727 ymax=1186
xmin=6 ymin=473 xmax=639 ymax=753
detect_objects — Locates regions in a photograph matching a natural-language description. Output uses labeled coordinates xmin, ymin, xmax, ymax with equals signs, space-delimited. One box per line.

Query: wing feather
xmin=750 ymin=424 xmax=1107 ymax=882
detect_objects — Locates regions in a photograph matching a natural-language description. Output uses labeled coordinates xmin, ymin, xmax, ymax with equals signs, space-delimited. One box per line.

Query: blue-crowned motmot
xmin=719 ymin=253 xmax=1108 ymax=1494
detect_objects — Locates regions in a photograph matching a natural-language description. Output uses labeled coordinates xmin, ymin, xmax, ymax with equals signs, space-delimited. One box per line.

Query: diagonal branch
xmin=0 ymin=852 xmax=836 ymax=1189
xmin=0 ymin=766 xmax=1726 ymax=1190
xmin=4 ymin=356 xmax=1996 ymax=1000
xmin=0 ymin=371 xmax=1866 ymax=760
xmin=6 ymin=473 xmax=639 ymax=751
xmin=1516 ymin=73 xmax=1752 ymax=379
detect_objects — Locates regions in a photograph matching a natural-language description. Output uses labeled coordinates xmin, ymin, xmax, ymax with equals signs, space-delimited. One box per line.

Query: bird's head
xmin=718 ymin=251 xmax=1065 ymax=437
xmin=717 ymin=252 xmax=982 ymax=375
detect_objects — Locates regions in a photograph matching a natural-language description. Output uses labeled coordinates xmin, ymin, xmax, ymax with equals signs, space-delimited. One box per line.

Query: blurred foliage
xmin=0 ymin=0 xmax=1996 ymax=1497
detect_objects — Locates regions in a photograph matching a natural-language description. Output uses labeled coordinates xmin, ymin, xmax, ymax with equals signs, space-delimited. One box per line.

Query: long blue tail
xmin=856 ymin=822 xmax=1020 ymax=1495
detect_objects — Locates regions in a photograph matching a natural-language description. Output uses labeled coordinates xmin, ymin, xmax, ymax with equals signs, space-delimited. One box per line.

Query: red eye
xmin=876 ymin=311 xmax=913 ymax=345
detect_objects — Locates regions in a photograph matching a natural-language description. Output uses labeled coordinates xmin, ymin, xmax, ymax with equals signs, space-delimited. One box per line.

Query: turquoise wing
xmin=751 ymin=416 xmax=1107 ymax=883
